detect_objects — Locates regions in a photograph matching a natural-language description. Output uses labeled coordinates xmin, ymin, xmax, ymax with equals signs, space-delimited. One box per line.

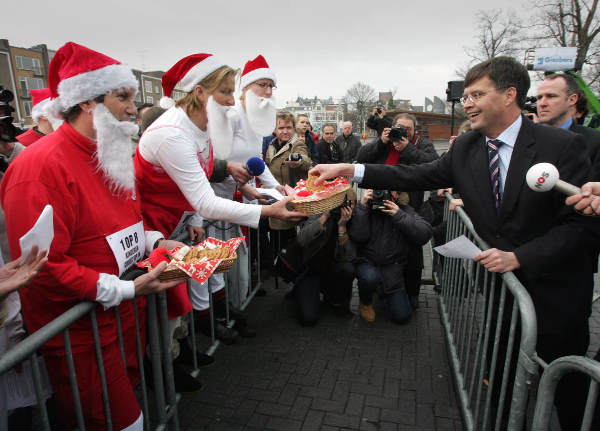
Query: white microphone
xmin=525 ymin=163 xmax=581 ymax=196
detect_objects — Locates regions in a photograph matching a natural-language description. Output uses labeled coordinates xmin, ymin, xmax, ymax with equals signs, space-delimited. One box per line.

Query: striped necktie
xmin=487 ymin=139 xmax=504 ymax=214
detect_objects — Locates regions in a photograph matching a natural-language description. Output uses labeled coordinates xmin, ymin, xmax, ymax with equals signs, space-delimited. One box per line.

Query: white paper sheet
xmin=255 ymin=187 xmax=284 ymax=201
xmin=434 ymin=235 xmax=482 ymax=260
xmin=19 ymin=205 xmax=53 ymax=260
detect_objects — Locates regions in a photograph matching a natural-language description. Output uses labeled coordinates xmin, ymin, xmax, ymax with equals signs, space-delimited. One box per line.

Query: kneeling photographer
xmin=356 ymin=113 xmax=438 ymax=309
xmin=282 ymin=190 xmax=357 ymax=326
xmin=349 ymin=189 xmax=432 ymax=324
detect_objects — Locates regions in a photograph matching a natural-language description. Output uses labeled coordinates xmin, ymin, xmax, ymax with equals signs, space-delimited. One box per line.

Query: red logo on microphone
xmin=537 ymin=176 xmax=546 ymax=184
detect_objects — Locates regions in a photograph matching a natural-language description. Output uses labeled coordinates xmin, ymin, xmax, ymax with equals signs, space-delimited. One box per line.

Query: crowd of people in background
xmin=0 ymin=42 xmax=599 ymax=431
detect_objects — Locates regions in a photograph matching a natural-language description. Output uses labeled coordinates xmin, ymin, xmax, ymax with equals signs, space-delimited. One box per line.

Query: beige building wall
xmin=9 ymin=46 xmax=46 ymax=126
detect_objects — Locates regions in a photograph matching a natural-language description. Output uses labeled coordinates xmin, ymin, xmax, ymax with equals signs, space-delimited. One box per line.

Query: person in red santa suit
xmin=135 ymin=54 xmax=305 ymax=342
xmin=0 ymin=42 xmax=181 ymax=431
xmin=15 ymin=88 xmax=63 ymax=147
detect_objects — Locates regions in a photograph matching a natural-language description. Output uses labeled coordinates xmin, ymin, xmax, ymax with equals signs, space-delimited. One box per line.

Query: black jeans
xmin=295 ymin=261 xmax=355 ymax=326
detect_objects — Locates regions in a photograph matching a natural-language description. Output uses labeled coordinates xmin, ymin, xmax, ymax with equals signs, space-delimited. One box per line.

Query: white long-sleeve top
xmin=138 ymin=106 xmax=261 ymax=228
xmin=211 ymin=103 xmax=280 ymax=199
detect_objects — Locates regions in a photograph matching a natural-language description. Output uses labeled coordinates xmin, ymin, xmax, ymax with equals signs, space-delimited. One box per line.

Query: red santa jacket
xmin=16 ymin=127 xmax=45 ymax=147
xmin=0 ymin=123 xmax=143 ymax=355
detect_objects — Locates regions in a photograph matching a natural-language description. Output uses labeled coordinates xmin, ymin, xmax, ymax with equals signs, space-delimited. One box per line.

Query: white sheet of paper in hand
xmin=19 ymin=204 xmax=53 ymax=260
xmin=255 ymin=187 xmax=284 ymax=201
xmin=434 ymin=235 xmax=482 ymax=259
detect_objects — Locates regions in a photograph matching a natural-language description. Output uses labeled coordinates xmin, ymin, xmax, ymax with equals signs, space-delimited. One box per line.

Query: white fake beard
xmin=92 ymin=103 xmax=138 ymax=196
xmin=47 ymin=113 xmax=64 ymax=131
xmin=245 ymin=89 xmax=276 ymax=137
xmin=206 ymin=96 xmax=235 ymax=160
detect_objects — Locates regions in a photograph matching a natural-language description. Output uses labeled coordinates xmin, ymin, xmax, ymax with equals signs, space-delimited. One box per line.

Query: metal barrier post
xmin=532 ymin=356 xmax=600 ymax=431
xmin=437 ymin=193 xmax=538 ymax=430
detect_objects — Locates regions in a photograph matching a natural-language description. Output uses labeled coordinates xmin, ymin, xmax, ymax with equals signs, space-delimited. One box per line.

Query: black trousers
xmin=295 ymin=261 xmax=355 ymax=326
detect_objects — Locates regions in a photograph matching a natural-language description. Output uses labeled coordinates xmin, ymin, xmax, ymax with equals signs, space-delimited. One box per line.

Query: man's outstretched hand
xmin=308 ymin=163 xmax=355 ymax=186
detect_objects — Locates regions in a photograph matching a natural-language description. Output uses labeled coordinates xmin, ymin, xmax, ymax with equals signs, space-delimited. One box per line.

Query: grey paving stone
xmin=311 ymin=398 xmax=345 ymax=413
xmin=301 ymin=410 xmax=324 ymax=430
xmin=323 ymin=412 xmax=361 ymax=428
xmin=345 ymin=393 xmax=365 ymax=415
xmin=265 ymin=416 xmax=302 ymax=431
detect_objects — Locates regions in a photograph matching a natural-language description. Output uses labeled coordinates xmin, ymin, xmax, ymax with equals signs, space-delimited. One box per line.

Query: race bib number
xmin=106 ymin=221 xmax=145 ymax=276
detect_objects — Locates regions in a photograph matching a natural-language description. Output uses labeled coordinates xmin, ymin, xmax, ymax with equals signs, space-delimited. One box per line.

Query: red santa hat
xmin=240 ymin=55 xmax=276 ymax=90
xmin=30 ymin=88 xmax=52 ymax=122
xmin=160 ymin=53 xmax=225 ymax=109
xmin=48 ymin=42 xmax=137 ymax=112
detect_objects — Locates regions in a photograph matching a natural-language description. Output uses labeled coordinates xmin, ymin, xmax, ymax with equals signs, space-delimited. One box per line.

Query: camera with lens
xmin=330 ymin=195 xmax=352 ymax=218
xmin=287 ymin=152 xmax=302 ymax=162
xmin=376 ymin=107 xmax=382 ymax=115
xmin=370 ymin=189 xmax=391 ymax=211
xmin=388 ymin=125 xmax=408 ymax=142
xmin=0 ymin=86 xmax=19 ymax=143
xmin=523 ymin=96 xmax=537 ymax=115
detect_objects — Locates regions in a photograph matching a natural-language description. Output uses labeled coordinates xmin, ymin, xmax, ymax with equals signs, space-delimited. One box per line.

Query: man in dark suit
xmin=309 ymin=56 xmax=595 ymax=430
xmin=537 ymin=72 xmax=600 ymax=180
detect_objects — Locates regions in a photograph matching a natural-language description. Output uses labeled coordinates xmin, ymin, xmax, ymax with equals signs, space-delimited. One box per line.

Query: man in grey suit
xmin=309 ymin=56 xmax=595 ymax=430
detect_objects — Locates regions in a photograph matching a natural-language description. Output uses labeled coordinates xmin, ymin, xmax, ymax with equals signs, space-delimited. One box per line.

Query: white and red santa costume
xmin=135 ymin=54 xmax=260 ymax=316
xmin=1 ymin=42 xmax=157 ymax=431
xmin=15 ymin=88 xmax=53 ymax=146
xmin=203 ymin=54 xmax=280 ymax=305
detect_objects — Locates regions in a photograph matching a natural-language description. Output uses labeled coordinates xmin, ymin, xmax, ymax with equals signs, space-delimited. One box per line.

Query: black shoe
xmin=213 ymin=321 xmax=239 ymax=345
xmin=177 ymin=340 xmax=215 ymax=367
xmin=327 ymin=302 xmax=353 ymax=317
xmin=234 ymin=320 xmax=257 ymax=338
xmin=409 ymin=296 xmax=420 ymax=310
xmin=173 ymin=362 xmax=202 ymax=392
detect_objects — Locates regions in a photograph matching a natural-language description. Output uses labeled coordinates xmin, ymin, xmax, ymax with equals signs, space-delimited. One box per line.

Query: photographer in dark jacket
xmin=294 ymin=190 xmax=357 ymax=326
xmin=366 ymin=106 xmax=393 ymax=136
xmin=357 ymin=113 xmax=438 ymax=309
xmin=349 ymin=189 xmax=432 ymax=324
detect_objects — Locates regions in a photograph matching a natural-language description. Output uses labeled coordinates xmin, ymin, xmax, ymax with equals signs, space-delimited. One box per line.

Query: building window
xmin=23 ymin=101 xmax=32 ymax=117
xmin=146 ymin=95 xmax=154 ymax=104
xmin=144 ymin=80 xmax=153 ymax=93
xmin=15 ymin=55 xmax=43 ymax=75
xmin=19 ymin=77 xmax=44 ymax=96
xmin=155 ymin=85 xmax=160 ymax=94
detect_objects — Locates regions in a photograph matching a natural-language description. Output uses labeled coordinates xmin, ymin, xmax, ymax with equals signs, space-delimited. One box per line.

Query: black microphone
xmin=246 ymin=157 xmax=265 ymax=176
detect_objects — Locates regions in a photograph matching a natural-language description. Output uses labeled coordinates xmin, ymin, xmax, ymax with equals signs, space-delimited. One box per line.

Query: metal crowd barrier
xmin=437 ymin=193 xmax=539 ymax=430
xmin=0 ymin=225 xmax=265 ymax=430
xmin=531 ymin=355 xmax=600 ymax=430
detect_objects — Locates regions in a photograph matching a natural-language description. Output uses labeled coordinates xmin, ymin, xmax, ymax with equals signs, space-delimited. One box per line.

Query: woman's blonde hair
xmin=176 ymin=66 xmax=237 ymax=117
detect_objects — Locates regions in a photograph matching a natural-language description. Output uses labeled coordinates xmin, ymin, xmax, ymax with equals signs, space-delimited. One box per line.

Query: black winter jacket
xmin=349 ymin=202 xmax=432 ymax=293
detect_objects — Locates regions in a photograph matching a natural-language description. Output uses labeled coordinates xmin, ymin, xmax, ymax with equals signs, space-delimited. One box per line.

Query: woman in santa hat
xmin=134 ymin=54 xmax=305 ymax=341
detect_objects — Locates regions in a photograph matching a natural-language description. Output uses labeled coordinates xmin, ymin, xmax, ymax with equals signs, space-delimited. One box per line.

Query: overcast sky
xmin=3 ymin=0 xmax=529 ymax=107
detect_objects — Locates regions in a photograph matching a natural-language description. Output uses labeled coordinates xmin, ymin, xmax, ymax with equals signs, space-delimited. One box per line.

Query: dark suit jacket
xmin=360 ymin=116 xmax=595 ymax=335
xmin=570 ymin=123 xmax=600 ymax=180
xmin=333 ymin=134 xmax=362 ymax=163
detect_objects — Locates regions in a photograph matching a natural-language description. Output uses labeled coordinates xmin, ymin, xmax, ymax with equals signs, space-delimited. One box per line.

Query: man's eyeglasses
xmin=460 ymin=91 xmax=489 ymax=104
xmin=255 ymin=82 xmax=277 ymax=90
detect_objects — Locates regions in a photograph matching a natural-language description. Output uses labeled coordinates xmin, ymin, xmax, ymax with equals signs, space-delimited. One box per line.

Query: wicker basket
xmin=156 ymin=251 xmax=238 ymax=282
xmin=291 ymin=185 xmax=351 ymax=215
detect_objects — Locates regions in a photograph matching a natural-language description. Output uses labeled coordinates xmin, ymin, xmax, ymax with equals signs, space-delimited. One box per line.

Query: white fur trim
xmin=31 ymin=97 xmax=51 ymax=122
xmin=159 ymin=96 xmax=175 ymax=109
xmin=241 ymin=68 xmax=276 ymax=90
xmin=57 ymin=64 xmax=138 ymax=111
xmin=179 ymin=56 xmax=225 ymax=92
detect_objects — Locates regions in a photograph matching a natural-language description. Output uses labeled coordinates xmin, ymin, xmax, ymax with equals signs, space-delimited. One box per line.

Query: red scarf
xmin=384 ymin=134 xmax=418 ymax=165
